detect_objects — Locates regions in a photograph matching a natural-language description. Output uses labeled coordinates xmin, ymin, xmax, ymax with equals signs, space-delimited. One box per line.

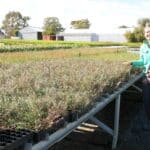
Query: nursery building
xmin=57 ymin=29 xmax=99 ymax=42
xmin=19 ymin=26 xmax=43 ymax=40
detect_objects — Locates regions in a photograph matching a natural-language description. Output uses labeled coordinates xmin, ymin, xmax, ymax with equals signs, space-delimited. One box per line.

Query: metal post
xmin=32 ymin=73 xmax=143 ymax=150
xmin=24 ymin=142 xmax=32 ymax=150
xmin=131 ymin=84 xmax=142 ymax=93
xmin=112 ymin=94 xmax=121 ymax=150
xmin=90 ymin=116 xmax=113 ymax=136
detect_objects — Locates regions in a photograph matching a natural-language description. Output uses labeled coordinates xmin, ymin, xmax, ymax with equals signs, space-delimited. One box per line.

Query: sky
xmin=0 ymin=0 xmax=150 ymax=33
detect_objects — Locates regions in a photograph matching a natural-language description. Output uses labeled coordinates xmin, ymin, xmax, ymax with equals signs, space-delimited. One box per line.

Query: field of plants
xmin=0 ymin=44 xmax=141 ymax=131
xmin=0 ymin=39 xmax=141 ymax=52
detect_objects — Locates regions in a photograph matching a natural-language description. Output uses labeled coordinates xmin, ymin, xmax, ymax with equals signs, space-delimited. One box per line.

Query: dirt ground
xmin=116 ymin=104 xmax=150 ymax=150
xmin=49 ymin=83 xmax=146 ymax=150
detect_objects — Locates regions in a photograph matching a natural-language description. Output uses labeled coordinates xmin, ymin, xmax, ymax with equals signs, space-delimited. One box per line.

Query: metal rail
xmin=28 ymin=73 xmax=143 ymax=150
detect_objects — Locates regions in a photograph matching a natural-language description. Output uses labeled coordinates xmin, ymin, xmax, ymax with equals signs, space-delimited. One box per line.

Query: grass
xmin=0 ymin=47 xmax=139 ymax=63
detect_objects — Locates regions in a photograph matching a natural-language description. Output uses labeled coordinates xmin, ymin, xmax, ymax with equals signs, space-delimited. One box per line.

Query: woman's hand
xmin=146 ymin=70 xmax=150 ymax=81
xmin=122 ymin=61 xmax=131 ymax=65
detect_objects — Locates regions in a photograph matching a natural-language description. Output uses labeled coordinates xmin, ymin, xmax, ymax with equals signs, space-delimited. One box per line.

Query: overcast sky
xmin=0 ymin=0 xmax=150 ymax=33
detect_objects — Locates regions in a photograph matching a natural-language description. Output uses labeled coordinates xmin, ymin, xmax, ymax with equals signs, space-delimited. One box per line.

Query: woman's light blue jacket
xmin=131 ymin=40 xmax=150 ymax=73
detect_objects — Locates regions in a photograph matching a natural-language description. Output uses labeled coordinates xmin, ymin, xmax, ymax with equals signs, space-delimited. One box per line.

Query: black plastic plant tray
xmin=33 ymin=116 xmax=66 ymax=144
xmin=0 ymin=129 xmax=33 ymax=150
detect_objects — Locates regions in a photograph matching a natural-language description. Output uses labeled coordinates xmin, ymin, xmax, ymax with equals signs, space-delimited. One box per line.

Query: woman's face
xmin=144 ymin=26 xmax=150 ymax=41
xmin=146 ymin=70 xmax=150 ymax=79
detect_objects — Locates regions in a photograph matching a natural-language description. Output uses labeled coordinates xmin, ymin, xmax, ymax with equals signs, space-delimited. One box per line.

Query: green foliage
xmin=125 ymin=27 xmax=144 ymax=42
xmin=134 ymin=27 xmax=145 ymax=42
xmin=42 ymin=17 xmax=64 ymax=35
xmin=125 ymin=18 xmax=150 ymax=42
xmin=137 ymin=18 xmax=150 ymax=28
xmin=0 ymin=44 xmax=73 ymax=52
xmin=0 ymin=39 xmax=141 ymax=52
xmin=124 ymin=31 xmax=136 ymax=42
xmin=1 ymin=11 xmax=30 ymax=37
xmin=71 ymin=19 xmax=90 ymax=29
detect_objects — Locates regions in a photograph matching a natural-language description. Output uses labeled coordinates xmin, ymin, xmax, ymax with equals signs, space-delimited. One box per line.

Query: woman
xmin=125 ymin=22 xmax=150 ymax=121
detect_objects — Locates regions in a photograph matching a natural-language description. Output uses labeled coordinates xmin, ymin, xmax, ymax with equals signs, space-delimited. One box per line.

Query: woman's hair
xmin=145 ymin=22 xmax=150 ymax=28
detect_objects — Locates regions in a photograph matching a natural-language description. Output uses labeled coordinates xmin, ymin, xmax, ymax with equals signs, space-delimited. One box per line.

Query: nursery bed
xmin=0 ymin=72 xmax=143 ymax=150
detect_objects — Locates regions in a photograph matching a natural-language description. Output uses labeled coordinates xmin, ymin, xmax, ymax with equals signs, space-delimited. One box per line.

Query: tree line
xmin=1 ymin=11 xmax=91 ymax=38
xmin=1 ymin=11 xmax=150 ymax=42
xmin=124 ymin=18 xmax=150 ymax=42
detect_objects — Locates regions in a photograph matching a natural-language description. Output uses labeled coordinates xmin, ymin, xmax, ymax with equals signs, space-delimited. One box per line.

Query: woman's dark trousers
xmin=143 ymin=78 xmax=150 ymax=120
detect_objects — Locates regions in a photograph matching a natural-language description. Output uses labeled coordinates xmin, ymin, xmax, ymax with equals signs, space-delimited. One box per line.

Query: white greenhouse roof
xmin=61 ymin=28 xmax=97 ymax=34
xmin=59 ymin=27 xmax=134 ymax=35
xmin=97 ymin=27 xmax=134 ymax=34
xmin=20 ymin=26 xmax=43 ymax=33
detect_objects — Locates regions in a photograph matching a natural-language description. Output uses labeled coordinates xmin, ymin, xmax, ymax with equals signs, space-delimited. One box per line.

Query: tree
xmin=71 ymin=19 xmax=90 ymax=29
xmin=125 ymin=18 xmax=150 ymax=42
xmin=137 ymin=18 xmax=150 ymax=28
xmin=133 ymin=27 xmax=145 ymax=42
xmin=1 ymin=11 xmax=30 ymax=37
xmin=124 ymin=31 xmax=136 ymax=42
xmin=42 ymin=17 xmax=64 ymax=35
xmin=118 ymin=25 xmax=129 ymax=28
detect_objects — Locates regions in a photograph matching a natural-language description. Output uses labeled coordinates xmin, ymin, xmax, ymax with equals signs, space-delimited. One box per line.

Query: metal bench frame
xmin=24 ymin=73 xmax=143 ymax=150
